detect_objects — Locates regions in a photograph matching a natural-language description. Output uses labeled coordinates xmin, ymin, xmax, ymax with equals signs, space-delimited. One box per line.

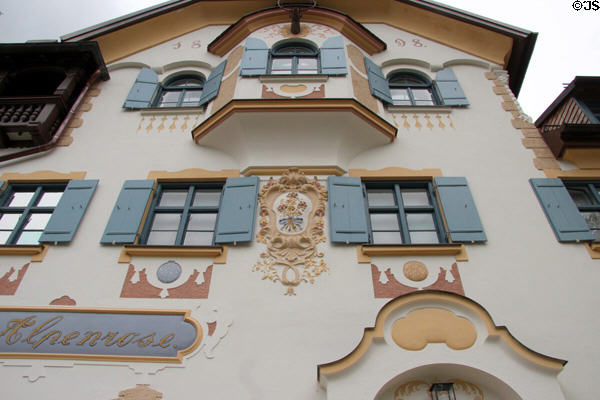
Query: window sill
xmin=118 ymin=245 xmax=227 ymax=264
xmin=386 ymin=105 xmax=453 ymax=113
xmin=585 ymin=242 xmax=600 ymax=259
xmin=140 ymin=107 xmax=206 ymax=116
xmin=259 ymin=75 xmax=329 ymax=83
xmin=357 ymin=243 xmax=467 ymax=263
xmin=0 ymin=245 xmax=49 ymax=262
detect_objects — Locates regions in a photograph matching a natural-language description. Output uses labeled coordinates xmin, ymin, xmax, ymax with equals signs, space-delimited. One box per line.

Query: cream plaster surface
xmin=0 ymin=15 xmax=594 ymax=400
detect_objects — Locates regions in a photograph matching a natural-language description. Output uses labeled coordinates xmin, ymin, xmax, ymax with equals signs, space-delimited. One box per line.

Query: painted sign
xmin=0 ymin=307 xmax=202 ymax=363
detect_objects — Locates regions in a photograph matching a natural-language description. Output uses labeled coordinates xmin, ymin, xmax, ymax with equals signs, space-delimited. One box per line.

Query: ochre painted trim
xmin=242 ymin=166 xmax=345 ymax=176
xmin=0 ymin=306 xmax=202 ymax=364
xmin=0 ymin=171 xmax=86 ymax=182
xmin=585 ymin=243 xmax=600 ymax=259
xmin=349 ymin=167 xmax=443 ymax=179
xmin=0 ymin=246 xmax=48 ymax=263
xmin=192 ymin=98 xmax=397 ymax=143
xmin=208 ymin=7 xmax=386 ymax=56
xmin=317 ymin=291 xmax=566 ymax=381
xmin=118 ymin=246 xmax=226 ymax=264
xmin=543 ymin=168 xmax=600 ymax=179
xmin=358 ymin=244 xmax=467 ymax=262
xmin=147 ymin=168 xmax=240 ymax=181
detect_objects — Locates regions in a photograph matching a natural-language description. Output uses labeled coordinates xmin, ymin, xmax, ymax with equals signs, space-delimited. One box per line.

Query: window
xmin=565 ymin=182 xmax=600 ymax=241
xmin=328 ymin=176 xmax=486 ymax=245
xmin=240 ymin=36 xmax=347 ymax=76
xmin=365 ymin=181 xmax=446 ymax=244
xmin=155 ymin=75 xmax=204 ymax=108
xmin=269 ymin=42 xmax=319 ymax=75
xmin=141 ymin=182 xmax=223 ymax=246
xmin=387 ymin=72 xmax=439 ymax=106
xmin=0 ymin=179 xmax=97 ymax=246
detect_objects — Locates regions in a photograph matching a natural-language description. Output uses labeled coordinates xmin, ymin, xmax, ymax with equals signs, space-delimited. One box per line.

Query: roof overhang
xmin=191 ymin=98 xmax=396 ymax=169
xmin=536 ymin=76 xmax=600 ymax=126
xmin=62 ymin=0 xmax=535 ymax=96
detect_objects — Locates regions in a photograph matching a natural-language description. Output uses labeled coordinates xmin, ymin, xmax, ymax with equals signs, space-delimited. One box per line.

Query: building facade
xmin=0 ymin=1 xmax=596 ymax=399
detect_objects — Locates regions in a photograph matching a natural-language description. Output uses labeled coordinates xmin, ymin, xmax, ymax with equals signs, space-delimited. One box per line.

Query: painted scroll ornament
xmin=253 ymin=169 xmax=328 ymax=295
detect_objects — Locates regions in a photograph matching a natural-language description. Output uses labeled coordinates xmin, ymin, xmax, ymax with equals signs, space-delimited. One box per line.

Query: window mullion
xmin=175 ymin=186 xmax=195 ymax=245
xmin=587 ymin=183 xmax=600 ymax=205
xmin=394 ymin=184 xmax=410 ymax=244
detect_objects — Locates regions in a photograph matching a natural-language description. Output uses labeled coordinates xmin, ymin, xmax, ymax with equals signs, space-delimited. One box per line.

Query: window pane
xmin=8 ymin=192 xmax=34 ymax=207
xmin=159 ymin=191 xmax=188 ymax=207
xmin=406 ymin=213 xmax=436 ymax=230
xmin=582 ymin=211 xmax=600 ymax=229
xmin=391 ymin=89 xmax=411 ymax=105
xmin=0 ymin=213 xmax=21 ymax=229
xmin=187 ymin=213 xmax=217 ymax=230
xmin=271 ymin=58 xmax=293 ymax=74
xmin=37 ymin=192 xmax=62 ymax=207
xmin=0 ymin=231 xmax=11 ymax=244
xmin=370 ymin=213 xmax=400 ymax=230
xmin=23 ymin=213 xmax=51 ymax=230
xmin=157 ymin=91 xmax=181 ymax=107
xmin=151 ymin=213 xmax=181 ymax=231
xmin=401 ymin=189 xmax=430 ymax=206
xmin=568 ymin=188 xmax=593 ymax=206
xmin=193 ymin=190 xmax=221 ymax=207
xmin=412 ymin=89 xmax=434 ymax=105
xmin=298 ymin=58 xmax=318 ymax=73
xmin=367 ymin=189 xmax=396 ymax=207
xmin=147 ymin=230 xmax=177 ymax=245
xmin=409 ymin=231 xmax=439 ymax=244
xmin=168 ymin=78 xmax=203 ymax=87
xmin=182 ymin=90 xmax=203 ymax=105
xmin=372 ymin=231 xmax=403 ymax=244
xmin=183 ymin=231 xmax=214 ymax=246
xmin=16 ymin=231 xmax=42 ymax=245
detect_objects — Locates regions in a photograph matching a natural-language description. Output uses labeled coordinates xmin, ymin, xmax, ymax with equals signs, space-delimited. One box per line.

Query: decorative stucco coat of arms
xmin=253 ymin=169 xmax=328 ymax=295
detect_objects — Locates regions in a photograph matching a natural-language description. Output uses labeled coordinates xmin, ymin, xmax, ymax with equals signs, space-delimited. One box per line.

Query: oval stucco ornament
xmin=392 ymin=308 xmax=477 ymax=351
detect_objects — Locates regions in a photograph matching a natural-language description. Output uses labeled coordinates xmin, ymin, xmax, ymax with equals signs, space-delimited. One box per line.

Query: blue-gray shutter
xmin=530 ymin=178 xmax=594 ymax=242
xmin=364 ymin=57 xmax=393 ymax=105
xmin=240 ymin=38 xmax=269 ymax=76
xmin=198 ymin=60 xmax=227 ymax=107
xmin=328 ymin=176 xmax=369 ymax=243
xmin=214 ymin=176 xmax=259 ymax=243
xmin=435 ymin=68 xmax=469 ymax=106
xmin=434 ymin=177 xmax=486 ymax=243
xmin=320 ymin=36 xmax=347 ymax=75
xmin=101 ymin=180 xmax=155 ymax=244
xmin=123 ymin=68 xmax=159 ymax=109
xmin=39 ymin=180 xmax=98 ymax=243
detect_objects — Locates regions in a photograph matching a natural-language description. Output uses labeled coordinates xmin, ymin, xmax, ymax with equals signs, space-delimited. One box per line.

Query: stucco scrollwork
xmin=253 ymin=168 xmax=328 ymax=295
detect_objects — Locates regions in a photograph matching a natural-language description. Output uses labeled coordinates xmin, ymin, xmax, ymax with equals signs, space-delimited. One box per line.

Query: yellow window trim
xmin=0 ymin=245 xmax=49 ymax=262
xmin=349 ymin=166 xmax=443 ymax=180
xmin=118 ymin=245 xmax=227 ymax=264
xmin=357 ymin=244 xmax=467 ymax=263
xmin=242 ymin=165 xmax=345 ymax=176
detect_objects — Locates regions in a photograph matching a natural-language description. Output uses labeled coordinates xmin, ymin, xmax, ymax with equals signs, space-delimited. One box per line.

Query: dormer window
xmin=388 ymin=72 xmax=439 ymax=106
xmin=269 ymin=42 xmax=319 ymax=75
xmin=155 ymin=75 xmax=205 ymax=108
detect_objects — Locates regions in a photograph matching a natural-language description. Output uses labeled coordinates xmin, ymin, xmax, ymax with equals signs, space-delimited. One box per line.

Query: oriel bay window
xmin=328 ymin=176 xmax=486 ymax=245
xmin=101 ymin=177 xmax=260 ymax=247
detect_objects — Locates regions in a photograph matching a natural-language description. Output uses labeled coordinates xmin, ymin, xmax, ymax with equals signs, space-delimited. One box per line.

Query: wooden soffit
xmin=208 ymin=7 xmax=386 ymax=56
xmin=191 ymin=98 xmax=396 ymax=143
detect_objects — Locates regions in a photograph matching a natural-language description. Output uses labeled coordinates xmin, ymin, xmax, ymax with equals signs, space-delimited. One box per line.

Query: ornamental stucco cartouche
xmin=253 ymin=169 xmax=328 ymax=295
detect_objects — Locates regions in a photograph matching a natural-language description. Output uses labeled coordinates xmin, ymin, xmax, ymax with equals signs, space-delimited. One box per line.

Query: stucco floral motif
xmin=253 ymin=169 xmax=328 ymax=295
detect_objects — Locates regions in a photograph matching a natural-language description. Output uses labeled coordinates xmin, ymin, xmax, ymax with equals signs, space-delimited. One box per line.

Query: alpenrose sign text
xmin=0 ymin=307 xmax=202 ymax=363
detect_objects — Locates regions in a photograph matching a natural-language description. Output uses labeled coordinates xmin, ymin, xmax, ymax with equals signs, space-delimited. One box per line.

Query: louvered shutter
xmin=214 ymin=176 xmax=259 ymax=243
xmin=320 ymin=36 xmax=347 ymax=75
xmin=198 ymin=60 xmax=227 ymax=107
xmin=101 ymin=180 xmax=154 ymax=244
xmin=328 ymin=176 xmax=369 ymax=243
xmin=39 ymin=180 xmax=98 ymax=243
xmin=364 ymin=57 xmax=393 ymax=105
xmin=435 ymin=177 xmax=486 ymax=243
xmin=240 ymin=38 xmax=269 ymax=76
xmin=123 ymin=68 xmax=159 ymax=109
xmin=530 ymin=178 xmax=594 ymax=242
xmin=435 ymin=68 xmax=469 ymax=106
